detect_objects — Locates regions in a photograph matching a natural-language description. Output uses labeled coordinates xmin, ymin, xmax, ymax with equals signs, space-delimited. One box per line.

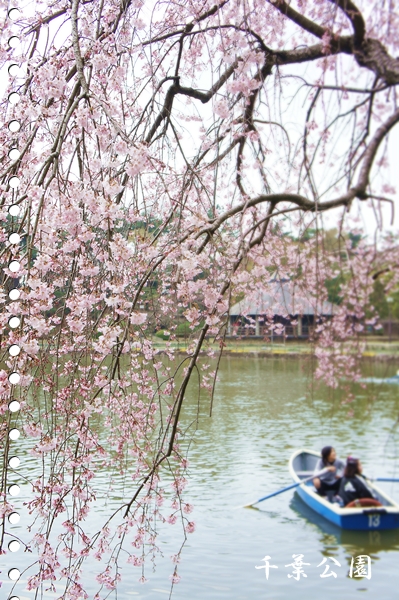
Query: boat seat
xmin=297 ymin=471 xmax=315 ymax=477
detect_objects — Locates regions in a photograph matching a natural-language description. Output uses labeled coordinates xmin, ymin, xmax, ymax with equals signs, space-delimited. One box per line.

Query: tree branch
xmin=269 ymin=0 xmax=399 ymax=84
xmin=189 ymin=104 xmax=399 ymax=246
xmin=145 ymin=61 xmax=240 ymax=143
xmin=268 ymin=0 xmax=327 ymax=40
xmin=70 ymin=0 xmax=90 ymax=96
xmin=328 ymin=0 xmax=366 ymax=49
xmin=354 ymin=106 xmax=399 ymax=196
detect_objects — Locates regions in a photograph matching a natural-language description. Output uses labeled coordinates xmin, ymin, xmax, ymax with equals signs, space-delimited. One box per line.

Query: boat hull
xmin=290 ymin=450 xmax=399 ymax=531
xmin=295 ymin=482 xmax=399 ymax=530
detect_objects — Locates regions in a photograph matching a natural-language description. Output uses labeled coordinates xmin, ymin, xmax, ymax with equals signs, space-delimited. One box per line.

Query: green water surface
xmin=3 ymin=356 xmax=399 ymax=599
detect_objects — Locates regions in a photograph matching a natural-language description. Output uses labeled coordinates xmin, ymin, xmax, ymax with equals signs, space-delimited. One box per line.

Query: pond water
xmin=3 ymin=356 xmax=399 ymax=599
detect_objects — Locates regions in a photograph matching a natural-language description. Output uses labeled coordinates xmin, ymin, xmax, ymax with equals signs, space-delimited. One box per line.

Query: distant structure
xmin=380 ymin=319 xmax=399 ymax=340
xmin=228 ymin=280 xmax=333 ymax=339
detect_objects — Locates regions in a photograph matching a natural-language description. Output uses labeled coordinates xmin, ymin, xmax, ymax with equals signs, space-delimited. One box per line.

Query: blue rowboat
xmin=289 ymin=449 xmax=399 ymax=531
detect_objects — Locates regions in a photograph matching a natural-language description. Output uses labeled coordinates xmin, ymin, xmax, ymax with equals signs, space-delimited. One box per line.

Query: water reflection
xmin=2 ymin=356 xmax=399 ymax=599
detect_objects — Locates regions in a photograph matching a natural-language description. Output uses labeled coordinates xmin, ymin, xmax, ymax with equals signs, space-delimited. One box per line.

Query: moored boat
xmin=360 ymin=375 xmax=399 ymax=384
xmin=289 ymin=449 xmax=399 ymax=531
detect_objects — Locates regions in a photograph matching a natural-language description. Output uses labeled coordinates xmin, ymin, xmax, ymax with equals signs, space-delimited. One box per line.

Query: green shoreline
xmin=151 ymin=337 xmax=399 ymax=360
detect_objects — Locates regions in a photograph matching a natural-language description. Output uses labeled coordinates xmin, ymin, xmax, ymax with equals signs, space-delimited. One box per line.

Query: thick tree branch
xmin=268 ymin=0 xmax=327 ymax=39
xmin=354 ymin=38 xmax=399 ymax=85
xmin=274 ymin=40 xmax=352 ymax=64
xmin=328 ymin=0 xmax=365 ymax=48
xmin=269 ymin=0 xmax=399 ymax=85
xmin=354 ymin=106 xmax=399 ymax=196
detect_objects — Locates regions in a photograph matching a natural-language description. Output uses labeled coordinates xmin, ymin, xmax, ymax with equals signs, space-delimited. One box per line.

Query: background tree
xmin=1 ymin=0 xmax=399 ymax=597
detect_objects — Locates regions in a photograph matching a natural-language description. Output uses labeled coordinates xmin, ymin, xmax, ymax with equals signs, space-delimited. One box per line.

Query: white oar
xmin=242 ymin=467 xmax=329 ymax=508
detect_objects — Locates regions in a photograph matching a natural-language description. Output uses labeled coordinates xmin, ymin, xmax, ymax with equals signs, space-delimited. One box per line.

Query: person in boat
xmin=338 ymin=456 xmax=382 ymax=507
xmin=313 ymin=446 xmax=345 ymax=496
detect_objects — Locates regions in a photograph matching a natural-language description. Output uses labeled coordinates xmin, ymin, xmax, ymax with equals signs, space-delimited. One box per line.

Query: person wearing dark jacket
xmin=339 ymin=457 xmax=381 ymax=507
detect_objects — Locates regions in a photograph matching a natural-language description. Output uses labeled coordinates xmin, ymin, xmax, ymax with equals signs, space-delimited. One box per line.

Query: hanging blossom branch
xmin=0 ymin=0 xmax=399 ymax=597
